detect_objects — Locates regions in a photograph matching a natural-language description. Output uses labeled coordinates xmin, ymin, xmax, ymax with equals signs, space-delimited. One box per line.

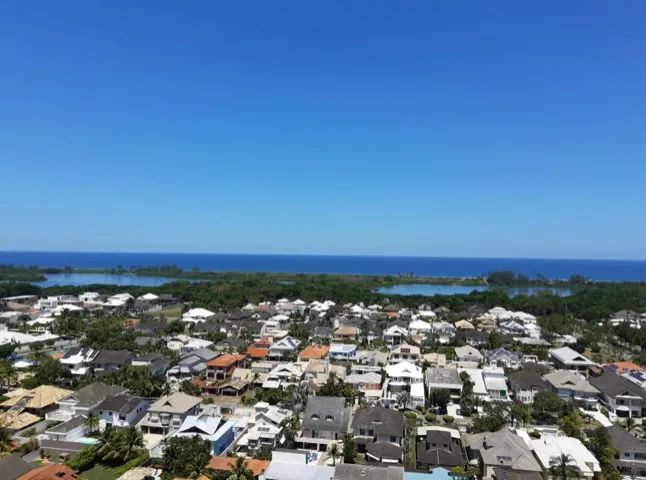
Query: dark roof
xmin=39 ymin=439 xmax=86 ymax=459
xmin=64 ymin=382 xmax=127 ymax=408
xmin=302 ymin=396 xmax=351 ymax=434
xmin=508 ymin=369 xmax=549 ymax=391
xmin=416 ymin=430 xmax=466 ymax=467
xmin=352 ymin=406 xmax=405 ymax=437
xmin=95 ymin=394 xmax=145 ymax=414
xmin=92 ymin=350 xmax=135 ymax=365
xmin=0 ymin=454 xmax=34 ymax=480
xmin=228 ymin=312 xmax=252 ymax=321
xmin=606 ymin=425 xmax=646 ymax=453
xmin=47 ymin=415 xmax=86 ymax=433
xmin=366 ymin=442 xmax=402 ymax=460
xmin=589 ymin=373 xmax=646 ymax=400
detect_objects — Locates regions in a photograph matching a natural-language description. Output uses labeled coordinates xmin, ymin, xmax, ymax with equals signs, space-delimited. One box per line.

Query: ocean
xmin=1 ymin=251 xmax=646 ymax=281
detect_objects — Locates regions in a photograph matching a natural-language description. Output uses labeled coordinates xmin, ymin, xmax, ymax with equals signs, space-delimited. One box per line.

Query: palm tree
xmin=84 ymin=411 xmax=100 ymax=435
xmin=0 ymin=426 xmax=13 ymax=452
xmin=623 ymin=416 xmax=637 ymax=433
xmin=227 ymin=456 xmax=253 ymax=480
xmin=96 ymin=424 xmax=118 ymax=460
xmin=396 ymin=390 xmax=411 ymax=410
xmin=327 ymin=442 xmax=340 ymax=466
xmin=549 ymin=453 xmax=580 ymax=480
xmin=113 ymin=426 xmax=144 ymax=463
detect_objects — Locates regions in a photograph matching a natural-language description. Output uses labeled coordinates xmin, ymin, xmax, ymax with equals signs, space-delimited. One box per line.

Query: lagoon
xmin=35 ymin=273 xmax=182 ymax=287
xmin=376 ymin=283 xmax=572 ymax=297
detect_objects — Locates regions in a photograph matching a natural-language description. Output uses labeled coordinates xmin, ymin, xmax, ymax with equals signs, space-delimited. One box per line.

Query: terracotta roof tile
xmin=207 ymin=354 xmax=246 ymax=368
xmin=207 ymin=457 xmax=270 ymax=477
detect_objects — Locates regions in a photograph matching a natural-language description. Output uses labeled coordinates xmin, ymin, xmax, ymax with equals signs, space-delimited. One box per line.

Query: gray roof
xmin=426 ymin=368 xmax=462 ymax=388
xmin=416 ymin=430 xmax=466 ymax=467
xmin=92 ymin=350 xmax=135 ymax=365
xmin=352 ymin=406 xmax=404 ymax=437
xmin=508 ymin=369 xmax=549 ymax=391
xmin=467 ymin=429 xmax=542 ymax=472
xmin=543 ymin=370 xmax=599 ymax=394
xmin=63 ymin=382 xmax=127 ymax=408
xmin=302 ymin=396 xmax=351 ymax=434
xmin=606 ymin=425 xmax=646 ymax=453
xmin=0 ymin=454 xmax=34 ymax=480
xmin=95 ymin=394 xmax=145 ymax=414
xmin=334 ymin=464 xmax=403 ymax=480
xmin=589 ymin=373 xmax=646 ymax=400
xmin=48 ymin=415 xmax=86 ymax=433
xmin=367 ymin=442 xmax=402 ymax=461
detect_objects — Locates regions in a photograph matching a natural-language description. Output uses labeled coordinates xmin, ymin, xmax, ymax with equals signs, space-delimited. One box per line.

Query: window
xmin=390 ymin=436 xmax=396 ymax=443
xmin=311 ymin=414 xmax=319 ymax=420
xmin=325 ymin=415 xmax=334 ymax=421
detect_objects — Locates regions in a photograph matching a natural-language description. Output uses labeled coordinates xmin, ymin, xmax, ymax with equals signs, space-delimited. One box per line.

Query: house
xmin=459 ymin=331 xmax=488 ymax=348
xmin=499 ymin=321 xmax=526 ymax=336
xmin=139 ymin=392 xmax=202 ymax=435
xmin=268 ymin=336 xmax=300 ymax=360
xmin=44 ymin=415 xmax=89 ymax=442
xmin=543 ymin=370 xmax=599 ymax=409
xmin=466 ymin=429 xmax=543 ymax=480
xmin=352 ymin=406 xmax=405 ymax=463
xmin=304 ymin=359 xmax=346 ymax=388
xmin=605 ymin=361 xmax=645 ymax=375
xmin=529 ymin=431 xmax=600 ymax=480
xmin=549 ymin=347 xmax=596 ymax=376
xmin=166 ymin=348 xmax=218 ymax=382
xmin=1 ymin=385 xmax=72 ymax=416
xmin=131 ymin=353 xmax=170 ymax=376
xmin=207 ymin=354 xmax=247 ymax=380
xmin=46 ymin=382 xmax=127 ymax=422
xmin=299 ymin=396 xmax=351 ymax=450
xmin=409 ymin=319 xmax=432 ymax=337
xmin=606 ymin=424 xmax=646 ymax=478
xmin=454 ymin=345 xmax=483 ymax=364
xmin=94 ymin=394 xmax=148 ymax=430
xmin=454 ymin=319 xmax=475 ymax=331
xmin=334 ymin=464 xmax=404 ymax=480
xmin=389 ymin=344 xmax=420 ymax=365
xmin=334 ymin=326 xmax=360 ymax=342
xmin=171 ymin=409 xmax=238 ymax=455
xmin=345 ymin=372 xmax=383 ymax=392
xmin=60 ymin=347 xmax=99 ymax=376
xmin=425 ymin=368 xmax=462 ymax=401
xmin=383 ymin=361 xmax=424 ymax=409
xmin=508 ymin=368 xmax=549 ymax=404
xmin=299 ymin=345 xmax=330 ymax=361
xmin=431 ymin=322 xmax=456 ymax=344
xmin=384 ymin=326 xmax=408 ymax=346
xmin=91 ymin=350 xmax=135 ymax=373
xmin=484 ymin=348 xmax=522 ymax=369
xmin=243 ymin=401 xmax=292 ymax=455
xmin=246 ymin=345 xmax=270 ymax=360
xmin=207 ymin=456 xmax=270 ymax=479
xmin=264 ymin=362 xmax=304 ymax=389
xmin=416 ymin=426 xmax=467 ymax=471
xmin=422 ymin=353 xmax=447 ymax=368
xmin=259 ymin=449 xmax=335 ymax=480
xmin=329 ymin=343 xmax=358 ymax=361
xmin=482 ymin=366 xmax=510 ymax=402
xmin=589 ymin=372 xmax=646 ymax=418
xmin=181 ymin=307 xmax=216 ymax=325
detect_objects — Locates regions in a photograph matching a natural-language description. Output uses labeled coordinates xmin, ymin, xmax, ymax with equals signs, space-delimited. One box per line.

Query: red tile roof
xmin=18 ymin=464 xmax=78 ymax=480
xmin=246 ymin=346 xmax=269 ymax=359
xmin=207 ymin=456 xmax=270 ymax=477
xmin=207 ymin=354 xmax=246 ymax=368
xmin=299 ymin=344 xmax=330 ymax=360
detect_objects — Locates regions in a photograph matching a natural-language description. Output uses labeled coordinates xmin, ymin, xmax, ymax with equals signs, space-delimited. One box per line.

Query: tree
xmin=428 ymin=388 xmax=451 ymax=413
xmin=459 ymin=370 xmax=475 ymax=416
xmin=0 ymin=426 xmax=12 ymax=452
xmin=163 ymin=436 xmax=211 ymax=479
xmin=31 ymin=355 xmax=66 ymax=386
xmin=327 ymin=442 xmax=340 ymax=466
xmin=342 ymin=433 xmax=356 ymax=464
xmin=559 ymin=411 xmax=583 ymax=440
xmin=227 ymin=456 xmax=254 ymax=480
xmin=396 ymin=390 xmax=411 ymax=410
xmin=180 ymin=379 xmax=202 ymax=396
xmin=0 ymin=360 xmax=17 ymax=390
xmin=279 ymin=415 xmax=300 ymax=449
xmin=84 ymin=411 xmax=99 ymax=434
xmin=511 ymin=403 xmax=531 ymax=427
xmin=112 ymin=426 xmax=144 ymax=463
xmin=0 ymin=341 xmax=17 ymax=360
xmin=318 ymin=373 xmax=358 ymax=399
xmin=255 ymin=447 xmax=272 ymax=461
xmin=587 ymin=426 xmax=621 ymax=480
xmin=549 ymin=453 xmax=580 ymax=480
xmin=623 ymin=416 xmax=637 ymax=433
xmin=532 ymin=391 xmax=564 ymax=423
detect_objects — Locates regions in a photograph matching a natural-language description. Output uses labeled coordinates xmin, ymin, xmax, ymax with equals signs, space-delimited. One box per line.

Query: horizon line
xmin=1 ymin=249 xmax=646 ymax=263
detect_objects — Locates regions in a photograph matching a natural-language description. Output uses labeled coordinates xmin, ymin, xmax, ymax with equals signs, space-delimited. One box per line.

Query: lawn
xmin=79 ymin=464 xmax=121 ymax=480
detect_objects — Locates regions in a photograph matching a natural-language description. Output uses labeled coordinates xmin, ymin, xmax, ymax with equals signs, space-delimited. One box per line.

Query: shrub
xmin=404 ymin=411 xmax=417 ymax=420
xmin=425 ymin=413 xmax=437 ymax=423
xmin=66 ymin=446 xmax=98 ymax=471
xmin=442 ymin=415 xmax=454 ymax=424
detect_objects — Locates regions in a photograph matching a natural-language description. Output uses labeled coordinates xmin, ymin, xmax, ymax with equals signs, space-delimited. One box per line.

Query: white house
xmin=95 ymin=394 xmax=148 ymax=430
xmin=182 ymin=308 xmax=216 ymax=325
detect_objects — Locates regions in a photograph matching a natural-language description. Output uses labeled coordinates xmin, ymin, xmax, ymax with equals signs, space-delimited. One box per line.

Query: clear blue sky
xmin=1 ymin=1 xmax=645 ymax=259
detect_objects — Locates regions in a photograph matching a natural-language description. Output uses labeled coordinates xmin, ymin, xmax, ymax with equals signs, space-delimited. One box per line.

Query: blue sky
xmin=1 ymin=1 xmax=645 ymax=259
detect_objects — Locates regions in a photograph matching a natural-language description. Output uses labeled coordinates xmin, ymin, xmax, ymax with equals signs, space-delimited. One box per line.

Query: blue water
xmin=1 ymin=251 xmax=646 ymax=281
xmin=35 ymin=273 xmax=180 ymax=287
xmin=377 ymin=284 xmax=572 ymax=297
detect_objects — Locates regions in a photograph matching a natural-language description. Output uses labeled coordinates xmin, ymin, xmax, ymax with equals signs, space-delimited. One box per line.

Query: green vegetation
xmin=0 ymin=265 xmax=46 ymax=282
xmin=161 ymin=436 xmax=212 ymax=480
